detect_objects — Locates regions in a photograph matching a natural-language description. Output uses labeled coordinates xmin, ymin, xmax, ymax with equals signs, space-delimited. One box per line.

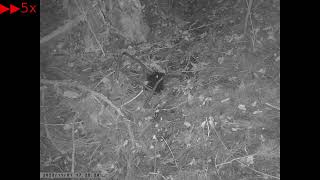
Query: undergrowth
xmin=40 ymin=0 xmax=280 ymax=179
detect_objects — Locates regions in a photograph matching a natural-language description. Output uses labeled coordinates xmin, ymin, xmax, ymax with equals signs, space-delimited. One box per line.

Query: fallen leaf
xmin=218 ymin=57 xmax=225 ymax=64
xmin=200 ymin=121 xmax=207 ymax=128
xmin=184 ymin=121 xmax=191 ymax=127
xmin=238 ymin=104 xmax=246 ymax=111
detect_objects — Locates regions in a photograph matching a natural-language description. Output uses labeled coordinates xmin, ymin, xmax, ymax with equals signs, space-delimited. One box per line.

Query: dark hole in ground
xmin=146 ymin=71 xmax=165 ymax=93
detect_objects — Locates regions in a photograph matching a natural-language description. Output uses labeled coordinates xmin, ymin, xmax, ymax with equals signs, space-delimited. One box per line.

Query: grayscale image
xmin=40 ymin=0 xmax=280 ymax=179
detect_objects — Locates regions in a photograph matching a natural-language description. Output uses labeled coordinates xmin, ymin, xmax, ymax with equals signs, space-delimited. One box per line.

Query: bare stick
xmin=216 ymin=153 xmax=257 ymax=167
xmin=265 ymin=103 xmax=280 ymax=111
xmin=244 ymin=0 xmax=253 ymax=34
xmin=121 ymin=89 xmax=144 ymax=107
xmin=122 ymin=52 xmax=153 ymax=73
xmin=40 ymin=79 xmax=123 ymax=116
xmin=212 ymin=124 xmax=279 ymax=179
xmin=94 ymin=71 xmax=115 ymax=89
xmin=212 ymin=124 xmax=229 ymax=151
xmin=40 ymin=122 xmax=81 ymax=126
xmin=71 ymin=112 xmax=80 ymax=174
xmin=161 ymin=136 xmax=179 ymax=170
xmin=74 ymin=0 xmax=106 ymax=57
xmin=88 ymin=143 xmax=102 ymax=166
xmin=40 ymin=79 xmax=136 ymax=147
xmin=236 ymin=160 xmax=280 ymax=179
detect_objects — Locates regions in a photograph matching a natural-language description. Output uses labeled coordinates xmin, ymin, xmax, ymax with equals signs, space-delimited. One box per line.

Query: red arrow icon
xmin=10 ymin=4 xmax=20 ymax=14
xmin=0 ymin=4 xmax=9 ymax=14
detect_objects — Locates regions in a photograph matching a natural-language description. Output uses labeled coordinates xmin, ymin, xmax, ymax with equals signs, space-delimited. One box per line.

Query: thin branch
xmin=88 ymin=143 xmax=102 ymax=166
xmin=73 ymin=0 xmax=106 ymax=57
xmin=94 ymin=71 xmax=115 ymax=89
xmin=244 ymin=0 xmax=253 ymax=34
xmin=214 ymin=152 xmax=218 ymax=169
xmin=212 ymin=124 xmax=280 ymax=179
xmin=40 ymin=122 xmax=82 ymax=126
xmin=121 ymin=89 xmax=144 ymax=107
xmin=122 ymin=52 xmax=153 ymax=73
xmin=148 ymin=172 xmax=168 ymax=180
xmin=71 ymin=112 xmax=80 ymax=174
xmin=160 ymin=100 xmax=187 ymax=111
xmin=40 ymin=79 xmax=136 ymax=148
xmin=265 ymin=103 xmax=280 ymax=111
xmin=236 ymin=160 xmax=280 ymax=179
xmin=216 ymin=153 xmax=257 ymax=167
xmin=212 ymin=124 xmax=229 ymax=151
xmin=40 ymin=79 xmax=124 ymax=117
xmin=161 ymin=136 xmax=179 ymax=170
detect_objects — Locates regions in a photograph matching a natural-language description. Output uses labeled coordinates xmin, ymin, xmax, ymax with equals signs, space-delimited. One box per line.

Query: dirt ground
xmin=40 ymin=0 xmax=280 ymax=179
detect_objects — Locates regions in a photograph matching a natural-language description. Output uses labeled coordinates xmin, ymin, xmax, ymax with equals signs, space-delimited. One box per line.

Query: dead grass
xmin=40 ymin=0 xmax=280 ymax=179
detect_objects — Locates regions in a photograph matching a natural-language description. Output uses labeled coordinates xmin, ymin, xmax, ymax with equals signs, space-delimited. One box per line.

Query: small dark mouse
xmin=146 ymin=71 xmax=165 ymax=94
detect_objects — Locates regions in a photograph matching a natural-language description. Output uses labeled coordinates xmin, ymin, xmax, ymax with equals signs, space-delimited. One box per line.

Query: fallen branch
xmin=40 ymin=79 xmax=136 ymax=147
xmin=212 ymin=123 xmax=279 ymax=179
xmin=73 ymin=0 xmax=106 ymax=57
xmin=265 ymin=103 xmax=280 ymax=111
xmin=161 ymin=136 xmax=179 ymax=170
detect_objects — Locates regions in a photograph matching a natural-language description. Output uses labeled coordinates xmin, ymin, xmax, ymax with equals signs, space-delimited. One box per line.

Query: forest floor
xmin=40 ymin=0 xmax=280 ymax=180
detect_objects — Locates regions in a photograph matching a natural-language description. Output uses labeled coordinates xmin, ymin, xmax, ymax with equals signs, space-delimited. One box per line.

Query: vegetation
xmin=40 ymin=0 xmax=280 ymax=179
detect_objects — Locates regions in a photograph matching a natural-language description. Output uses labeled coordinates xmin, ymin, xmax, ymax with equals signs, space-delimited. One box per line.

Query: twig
xmin=40 ymin=79 xmax=136 ymax=147
xmin=73 ymin=0 xmax=106 ymax=57
xmin=222 ymin=143 xmax=245 ymax=164
xmin=122 ymin=52 xmax=153 ymax=73
xmin=207 ymin=118 xmax=210 ymax=138
xmin=88 ymin=143 xmax=102 ymax=166
xmin=71 ymin=112 xmax=80 ymax=174
xmin=125 ymin=120 xmax=137 ymax=148
xmin=212 ymin=124 xmax=280 ymax=179
xmin=161 ymin=136 xmax=179 ymax=170
xmin=186 ymin=16 xmax=232 ymax=33
xmin=244 ymin=0 xmax=253 ymax=34
xmin=187 ymin=19 xmax=199 ymax=30
xmin=121 ymin=89 xmax=144 ymax=107
xmin=236 ymin=160 xmax=280 ymax=179
xmin=216 ymin=153 xmax=257 ymax=167
xmin=214 ymin=152 xmax=218 ymax=169
xmin=265 ymin=103 xmax=280 ymax=111
xmin=40 ymin=122 xmax=81 ymax=126
xmin=212 ymin=124 xmax=229 ymax=151
xmin=40 ymin=79 xmax=123 ymax=116
xmin=161 ymin=100 xmax=187 ymax=111
xmin=153 ymin=141 xmax=157 ymax=173
xmin=94 ymin=71 xmax=115 ymax=89
xmin=149 ymin=172 xmax=168 ymax=180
